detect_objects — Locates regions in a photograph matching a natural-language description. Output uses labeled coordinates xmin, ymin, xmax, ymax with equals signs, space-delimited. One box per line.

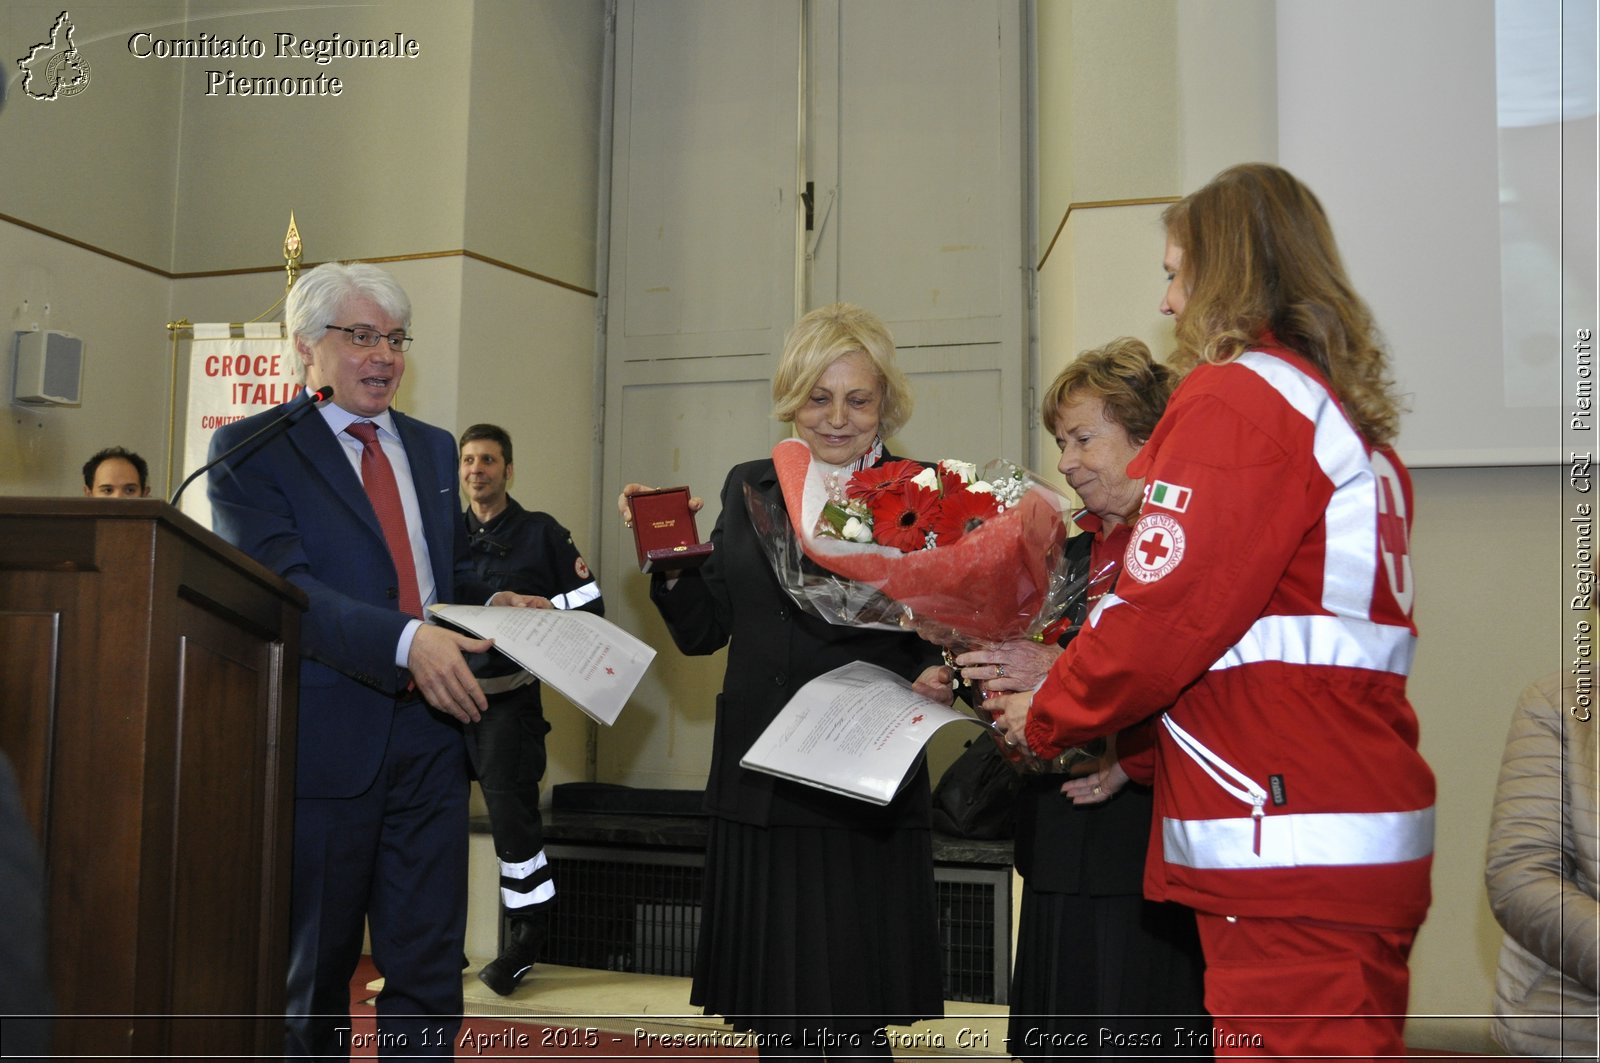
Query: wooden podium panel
xmin=0 ymin=499 xmax=304 ymax=1058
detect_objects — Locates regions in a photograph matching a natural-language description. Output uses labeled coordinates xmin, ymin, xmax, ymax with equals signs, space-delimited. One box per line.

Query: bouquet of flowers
xmin=745 ymin=439 xmax=1099 ymax=773
xmin=813 ymin=456 xmax=1026 ymax=552
xmin=744 ymin=439 xmax=1078 ymax=650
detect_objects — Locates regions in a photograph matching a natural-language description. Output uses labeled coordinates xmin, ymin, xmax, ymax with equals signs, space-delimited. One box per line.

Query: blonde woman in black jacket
xmin=621 ymin=303 xmax=949 ymax=1059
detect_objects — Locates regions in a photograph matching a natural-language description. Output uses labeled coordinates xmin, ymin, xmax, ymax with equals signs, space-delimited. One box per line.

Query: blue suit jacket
xmin=207 ymin=403 xmax=480 ymax=799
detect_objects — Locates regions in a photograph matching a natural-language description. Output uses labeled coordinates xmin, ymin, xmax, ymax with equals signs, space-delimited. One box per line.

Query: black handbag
xmin=930 ymin=733 xmax=1025 ymax=839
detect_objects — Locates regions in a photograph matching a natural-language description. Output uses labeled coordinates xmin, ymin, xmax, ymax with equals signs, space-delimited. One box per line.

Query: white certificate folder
xmin=740 ymin=660 xmax=985 ymax=804
xmin=429 ymin=604 xmax=655 ymax=726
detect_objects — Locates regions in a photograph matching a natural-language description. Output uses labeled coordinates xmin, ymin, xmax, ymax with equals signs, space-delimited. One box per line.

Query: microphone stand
xmin=169 ymin=385 xmax=331 ymax=508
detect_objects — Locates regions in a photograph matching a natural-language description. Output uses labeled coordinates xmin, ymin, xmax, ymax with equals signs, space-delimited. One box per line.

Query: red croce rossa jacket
xmin=1026 ymin=342 xmax=1435 ymax=930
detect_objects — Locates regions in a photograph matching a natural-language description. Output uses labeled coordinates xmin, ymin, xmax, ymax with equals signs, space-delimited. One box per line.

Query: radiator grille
xmin=936 ymin=866 xmax=1011 ymax=1004
xmin=541 ymin=848 xmax=703 ymax=977
xmin=513 ymin=843 xmax=1010 ymax=1003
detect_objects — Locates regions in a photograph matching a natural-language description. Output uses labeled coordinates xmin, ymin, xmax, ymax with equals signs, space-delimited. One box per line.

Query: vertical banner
xmin=178 ymin=322 xmax=300 ymax=528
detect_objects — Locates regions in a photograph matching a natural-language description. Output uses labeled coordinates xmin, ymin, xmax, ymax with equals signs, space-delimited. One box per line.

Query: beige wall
xmin=170 ymin=0 xmax=474 ymax=272
xmin=2 ymin=0 xmax=603 ymax=491
xmin=157 ymin=0 xmax=603 ymax=282
xmin=0 ymin=220 xmax=176 ymax=495
xmin=1 ymin=1 xmax=188 ymax=268
xmin=1035 ymin=0 xmax=1177 ymax=258
xmin=1404 ymin=465 xmax=1565 ymax=1050
xmin=1175 ymin=0 xmax=1276 ymax=190
xmin=464 ymin=0 xmax=605 ymax=286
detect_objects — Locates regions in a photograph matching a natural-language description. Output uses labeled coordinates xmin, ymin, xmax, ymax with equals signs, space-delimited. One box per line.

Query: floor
xmin=346 ymin=955 xmax=751 ymax=1059
xmin=343 ymin=956 xmax=1503 ymax=1061
xmin=348 ymin=955 xmax=1008 ymax=1059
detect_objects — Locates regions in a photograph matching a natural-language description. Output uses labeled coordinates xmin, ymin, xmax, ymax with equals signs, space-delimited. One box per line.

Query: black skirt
xmin=690 ymin=815 xmax=944 ymax=1038
xmin=1006 ymin=888 xmax=1210 ymax=1062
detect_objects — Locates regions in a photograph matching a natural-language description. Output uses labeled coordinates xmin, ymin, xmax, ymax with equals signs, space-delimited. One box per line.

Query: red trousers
xmin=1195 ymin=913 xmax=1417 ymax=1062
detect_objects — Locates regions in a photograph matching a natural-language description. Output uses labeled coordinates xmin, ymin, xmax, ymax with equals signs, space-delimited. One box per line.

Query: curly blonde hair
xmin=1162 ymin=163 xmax=1404 ymax=447
xmin=771 ymin=303 xmax=913 ymax=438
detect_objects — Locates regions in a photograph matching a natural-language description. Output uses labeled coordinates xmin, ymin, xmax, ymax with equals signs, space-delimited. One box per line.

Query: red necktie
xmin=346 ymin=421 xmax=423 ymax=619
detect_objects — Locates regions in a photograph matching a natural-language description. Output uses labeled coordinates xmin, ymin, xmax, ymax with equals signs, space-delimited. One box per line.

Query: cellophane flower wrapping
xmin=744 ymin=439 xmax=1077 ymax=646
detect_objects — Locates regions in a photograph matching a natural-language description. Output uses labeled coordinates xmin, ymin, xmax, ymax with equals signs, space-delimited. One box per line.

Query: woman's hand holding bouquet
xmin=747 ymin=439 xmax=1109 ymax=771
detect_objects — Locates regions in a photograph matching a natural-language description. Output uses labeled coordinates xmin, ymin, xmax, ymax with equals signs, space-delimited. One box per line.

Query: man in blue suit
xmin=209 ymin=262 xmax=533 ymax=1058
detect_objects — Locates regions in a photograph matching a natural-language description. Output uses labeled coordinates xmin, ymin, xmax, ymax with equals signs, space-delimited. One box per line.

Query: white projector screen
xmin=1277 ymin=0 xmax=1595 ymax=467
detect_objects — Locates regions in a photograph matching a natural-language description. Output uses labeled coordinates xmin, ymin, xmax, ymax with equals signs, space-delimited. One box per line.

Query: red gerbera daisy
xmin=867 ymin=483 xmax=942 ymax=552
xmin=930 ymin=487 xmax=1004 ymax=546
xmin=936 ymin=465 xmax=968 ymax=497
xmin=845 ymin=460 xmax=926 ymax=506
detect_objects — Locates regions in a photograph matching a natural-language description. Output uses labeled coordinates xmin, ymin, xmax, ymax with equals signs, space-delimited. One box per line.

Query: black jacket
xmin=651 ymin=456 xmax=939 ymax=829
xmin=1013 ymin=530 xmax=1154 ymax=894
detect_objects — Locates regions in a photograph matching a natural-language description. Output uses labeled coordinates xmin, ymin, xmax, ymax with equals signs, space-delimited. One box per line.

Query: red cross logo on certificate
xmin=605 ymin=666 xmax=616 ymax=676
xmin=1127 ymin=512 xmax=1186 ymax=584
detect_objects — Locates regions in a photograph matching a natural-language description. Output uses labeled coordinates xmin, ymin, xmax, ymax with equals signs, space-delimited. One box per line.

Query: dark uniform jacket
xmin=464 ymin=495 xmax=604 ymax=685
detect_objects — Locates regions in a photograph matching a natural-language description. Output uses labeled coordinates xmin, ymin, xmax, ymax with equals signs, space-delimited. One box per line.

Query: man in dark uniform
xmin=458 ymin=423 xmax=603 ymax=996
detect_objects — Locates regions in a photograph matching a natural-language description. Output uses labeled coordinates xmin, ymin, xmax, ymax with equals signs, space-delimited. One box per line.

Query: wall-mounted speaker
xmin=12 ymin=330 xmax=84 ymax=406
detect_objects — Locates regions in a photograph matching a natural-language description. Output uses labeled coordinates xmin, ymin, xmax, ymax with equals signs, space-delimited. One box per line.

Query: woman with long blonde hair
xmin=995 ymin=164 xmax=1435 ymax=1060
xmin=1159 ymin=161 xmax=1403 ymax=446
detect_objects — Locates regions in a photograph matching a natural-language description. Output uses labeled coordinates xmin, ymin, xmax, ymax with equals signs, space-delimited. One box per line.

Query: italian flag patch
xmin=1147 ymin=480 xmax=1192 ymax=513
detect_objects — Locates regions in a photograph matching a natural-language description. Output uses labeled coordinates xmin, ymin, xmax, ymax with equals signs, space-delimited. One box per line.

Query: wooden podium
xmin=0 ymin=499 xmax=304 ymax=1058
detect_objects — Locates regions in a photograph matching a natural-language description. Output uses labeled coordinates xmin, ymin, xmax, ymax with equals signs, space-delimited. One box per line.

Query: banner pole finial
xmin=284 ymin=212 xmax=302 ymax=293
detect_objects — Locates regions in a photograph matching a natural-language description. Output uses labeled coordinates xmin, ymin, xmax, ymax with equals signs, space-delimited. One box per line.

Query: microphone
xmin=170 ymin=385 xmax=332 ymax=508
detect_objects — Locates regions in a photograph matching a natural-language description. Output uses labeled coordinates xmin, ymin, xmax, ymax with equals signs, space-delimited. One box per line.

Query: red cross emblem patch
xmin=1371 ymin=450 xmax=1414 ymax=615
xmin=1126 ymin=512 xmax=1186 ymax=584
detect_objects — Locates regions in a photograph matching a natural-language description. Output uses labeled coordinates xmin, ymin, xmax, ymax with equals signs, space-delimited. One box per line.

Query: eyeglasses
xmin=325 ymin=324 xmax=413 ymax=352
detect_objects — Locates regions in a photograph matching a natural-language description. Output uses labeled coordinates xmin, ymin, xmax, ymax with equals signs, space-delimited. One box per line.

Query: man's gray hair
xmin=286 ymin=261 xmax=412 ymax=360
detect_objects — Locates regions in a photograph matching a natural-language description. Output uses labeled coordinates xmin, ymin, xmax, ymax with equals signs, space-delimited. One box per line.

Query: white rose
xmin=841 ymin=516 xmax=874 ymax=543
xmin=911 ymin=467 xmax=941 ymax=490
xmin=966 ymin=479 xmax=996 ymax=496
xmin=940 ymin=459 xmax=978 ymax=483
